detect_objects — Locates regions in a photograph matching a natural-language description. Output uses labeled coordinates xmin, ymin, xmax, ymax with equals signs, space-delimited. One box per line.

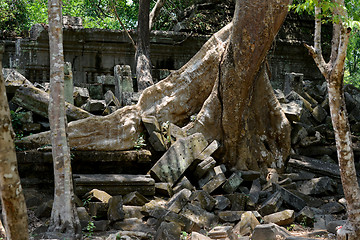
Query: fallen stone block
xmin=298 ymin=177 xmax=337 ymax=196
xmin=240 ymin=170 xmax=260 ymax=181
xmin=291 ymin=123 xmax=308 ymax=145
xmin=155 ymin=182 xmax=173 ymax=197
xmin=312 ymin=105 xmax=327 ymax=123
xmin=107 ymin=195 xmax=125 ymax=222
xmin=214 ymin=195 xmax=231 ymax=210
xmin=154 ymin=221 xmax=181 ymax=240
xmin=88 ymin=202 xmax=108 ymax=219
xmin=168 ymin=123 xmax=187 ymax=142
xmin=226 ymin=193 xmax=248 ymax=211
xmin=248 ymin=179 xmax=261 ymax=206
xmin=233 ymin=211 xmax=260 ymax=236
xmin=320 ymin=201 xmax=345 ymax=214
xmin=181 ymin=203 xmax=218 ymax=228
xmin=218 ymin=211 xmax=244 ymax=223
xmin=123 ymin=205 xmax=144 ymax=219
xmin=189 ymin=190 xmax=216 ymax=212
xmin=258 ymin=191 xmax=283 ymax=216
xmin=3 ymin=68 xmax=34 ymax=94
xmin=83 ymin=189 xmax=112 ymax=203
xmin=148 ymin=132 xmax=167 ymax=152
xmin=166 ymin=189 xmax=192 ymax=213
xmin=222 ymin=171 xmax=243 ymax=194
xmin=191 ymin=232 xmax=212 ymax=240
xmin=314 ymin=214 xmax=335 ymax=230
xmin=263 ymin=210 xmax=295 ymax=226
xmin=173 ymin=176 xmax=196 ymax=194
xmin=113 ymin=218 xmax=154 ymax=233
xmin=295 ymin=206 xmax=323 ymax=227
xmin=250 ymin=223 xmax=291 ymax=240
xmin=199 ymin=140 xmax=220 ymax=158
xmin=73 ymin=86 xmax=89 ymax=107
xmin=150 ymin=133 xmax=208 ymax=186
xmin=22 ymin=123 xmax=41 ymax=132
xmin=283 ymin=73 xmax=304 ymax=96
xmin=123 ymin=191 xmax=149 ymax=206
xmin=74 ymin=174 xmax=155 ymax=196
xmin=106 ymin=231 xmax=152 ymax=240
xmin=104 ymin=90 xmax=121 ymax=108
xmin=93 ymin=220 xmax=110 ymax=232
xmin=202 ymin=166 xmax=227 ymax=193
xmin=194 ymin=156 xmax=217 ymax=179
xmin=326 ymin=220 xmax=347 ymax=234
xmin=141 ymin=198 xmax=168 ymax=215
xmin=272 ymin=183 xmax=307 ymax=211
xmin=82 ymin=99 xmax=106 ymax=113
xmin=208 ymin=226 xmax=237 ymax=240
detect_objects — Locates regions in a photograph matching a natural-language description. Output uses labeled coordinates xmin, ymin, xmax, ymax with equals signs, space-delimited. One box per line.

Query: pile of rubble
xmin=32 ymin=115 xmax=350 ymax=240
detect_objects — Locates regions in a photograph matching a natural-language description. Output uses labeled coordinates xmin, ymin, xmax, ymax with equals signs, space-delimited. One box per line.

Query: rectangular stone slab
xmin=149 ymin=133 xmax=208 ymax=186
xmin=74 ymin=174 xmax=155 ymax=196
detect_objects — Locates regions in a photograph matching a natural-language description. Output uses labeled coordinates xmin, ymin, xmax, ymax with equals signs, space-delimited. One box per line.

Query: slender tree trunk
xmin=47 ymin=0 xmax=81 ymax=239
xmin=136 ymin=0 xmax=154 ymax=91
xmin=0 ymin=45 xmax=29 ymax=240
xmin=305 ymin=1 xmax=360 ymax=238
xmin=149 ymin=0 xmax=166 ymax=30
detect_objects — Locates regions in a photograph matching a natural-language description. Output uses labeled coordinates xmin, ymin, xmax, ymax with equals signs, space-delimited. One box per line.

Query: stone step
xmin=73 ymin=174 xmax=155 ymax=197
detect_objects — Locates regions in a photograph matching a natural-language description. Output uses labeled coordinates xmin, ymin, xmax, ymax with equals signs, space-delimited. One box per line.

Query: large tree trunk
xmin=25 ymin=0 xmax=291 ymax=172
xmin=304 ymin=1 xmax=360 ymax=238
xmin=0 ymin=45 xmax=29 ymax=239
xmin=136 ymin=0 xmax=154 ymax=91
xmin=46 ymin=0 xmax=81 ymax=239
xmin=149 ymin=0 xmax=166 ymax=30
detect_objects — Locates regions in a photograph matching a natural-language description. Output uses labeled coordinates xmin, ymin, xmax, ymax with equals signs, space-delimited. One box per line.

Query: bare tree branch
xmin=149 ymin=0 xmax=166 ymax=30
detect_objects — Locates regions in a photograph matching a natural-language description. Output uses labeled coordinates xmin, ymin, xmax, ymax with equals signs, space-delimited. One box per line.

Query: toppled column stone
xmin=150 ymin=133 xmax=208 ymax=185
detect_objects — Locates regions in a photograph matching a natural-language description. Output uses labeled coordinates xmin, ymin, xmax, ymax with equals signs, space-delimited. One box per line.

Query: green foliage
xmin=10 ymin=109 xmax=24 ymax=140
xmin=0 ymin=0 xmax=29 ymax=34
xmin=83 ymin=219 xmax=95 ymax=239
xmin=134 ymin=133 xmax=146 ymax=149
xmin=180 ymin=231 xmax=188 ymax=240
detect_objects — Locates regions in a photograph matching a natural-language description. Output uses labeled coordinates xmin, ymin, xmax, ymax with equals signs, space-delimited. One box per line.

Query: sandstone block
xmin=233 ymin=211 xmax=260 ymax=236
xmin=155 ymin=182 xmax=173 ymax=197
xmin=88 ymin=202 xmax=108 ymax=219
xmin=263 ymin=210 xmax=295 ymax=226
xmin=272 ymin=183 xmax=306 ymax=211
xmin=214 ymin=195 xmax=231 ymax=211
xmin=123 ymin=206 xmax=144 ymax=219
xmin=258 ymin=191 xmax=283 ymax=216
xmin=173 ymin=176 xmax=195 ymax=194
xmin=191 ymin=232 xmax=212 ymax=240
xmin=107 ymin=195 xmax=125 ymax=222
xmin=166 ymin=189 xmax=192 ymax=213
xmin=181 ymin=203 xmax=218 ymax=228
xmin=298 ymin=177 xmax=336 ymax=196
xmin=226 ymin=193 xmax=247 ymax=211
xmin=250 ymin=223 xmax=291 ymax=240
xmin=208 ymin=226 xmax=237 ymax=240
xmin=150 ymin=133 xmax=208 ymax=185
xmin=194 ymin=156 xmax=217 ymax=179
xmin=123 ymin=191 xmax=149 ymax=206
xmin=189 ymin=190 xmax=216 ymax=212
xmin=218 ymin=211 xmax=244 ymax=223
xmin=222 ymin=171 xmax=243 ymax=194
xmin=154 ymin=221 xmax=181 ymax=240
xmin=312 ymin=105 xmax=327 ymax=123
xmin=83 ymin=189 xmax=112 ymax=203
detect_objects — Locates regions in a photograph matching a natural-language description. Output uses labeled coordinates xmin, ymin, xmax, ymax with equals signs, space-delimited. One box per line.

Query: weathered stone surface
xmin=83 ymin=189 xmax=112 ymax=203
xmin=3 ymin=68 xmax=34 ymax=93
xmin=202 ymin=166 xmax=227 ymax=193
xmin=113 ymin=218 xmax=154 ymax=233
xmin=88 ymin=202 xmax=108 ymax=219
xmin=74 ymin=174 xmax=155 ymax=196
xmin=298 ymin=177 xmax=336 ymax=195
xmin=218 ymin=211 xmax=244 ymax=223
xmin=123 ymin=191 xmax=149 ymax=206
xmin=166 ymin=189 xmax=192 ymax=213
xmin=93 ymin=220 xmax=110 ymax=232
xmin=291 ymin=123 xmax=308 ymax=145
xmin=64 ymin=62 xmax=74 ymax=104
xmin=295 ymin=206 xmax=323 ymax=227
xmin=82 ymin=99 xmax=106 ymax=113
xmin=191 ymin=232 xmax=212 ymax=240
xmin=320 ymin=202 xmax=345 ymax=214
xmin=250 ymin=223 xmax=291 ymax=240
xmin=106 ymin=231 xmax=152 ymax=240
xmin=73 ymin=86 xmax=90 ymax=107
xmin=208 ymin=226 xmax=237 ymax=240
xmin=154 ymin=221 xmax=181 ymax=240
xmin=194 ymin=156 xmax=217 ymax=179
xmin=190 ymin=190 xmax=216 ymax=212
xmin=248 ymin=179 xmax=261 ymax=206
xmin=240 ymin=171 xmax=261 ymax=181
xmin=214 ymin=195 xmax=231 ymax=211
xmin=288 ymin=155 xmax=341 ymax=179
xmin=107 ymin=195 xmax=125 ymax=222
xmin=173 ymin=176 xmax=195 ymax=194
xmin=314 ymin=214 xmax=335 ymax=230
xmin=222 ymin=171 xmax=243 ymax=194
xmin=123 ymin=205 xmax=144 ymax=219
xmin=12 ymin=83 xmax=93 ymax=121
xmin=88 ymin=83 xmax=103 ymax=100
xmin=22 ymin=123 xmax=41 ymax=132
xmin=326 ymin=220 xmax=347 ymax=234
xmin=258 ymin=191 xmax=283 ymax=216
xmin=283 ymin=72 xmax=304 ymax=96
xmin=150 ymin=133 xmax=208 ymax=185
xmin=311 ymin=105 xmax=327 ymax=123
xmin=281 ymin=101 xmax=306 ymax=123
xmin=226 ymin=193 xmax=248 ymax=211
xmin=199 ymin=140 xmax=220 ymax=158
xmin=142 ymin=115 xmax=161 ymax=134
xmin=114 ymin=65 xmax=134 ymax=106
xmin=233 ymin=211 xmax=260 ymax=236
xmin=272 ymin=184 xmax=306 ymax=211
xmin=104 ymin=90 xmax=121 ymax=108
xmin=155 ymin=182 xmax=173 ymax=197
xmin=168 ymin=123 xmax=187 ymax=142
xmin=263 ymin=210 xmax=295 ymax=226
xmin=181 ymin=203 xmax=218 ymax=228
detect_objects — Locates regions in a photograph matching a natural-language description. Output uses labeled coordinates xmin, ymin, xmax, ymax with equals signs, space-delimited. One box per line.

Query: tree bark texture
xmin=305 ymin=1 xmax=360 ymax=238
xmin=136 ymin=0 xmax=154 ymax=91
xmin=0 ymin=46 xmax=29 ymax=240
xmin=47 ymin=0 xmax=81 ymax=238
xmin=26 ymin=0 xmax=291 ymax=172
